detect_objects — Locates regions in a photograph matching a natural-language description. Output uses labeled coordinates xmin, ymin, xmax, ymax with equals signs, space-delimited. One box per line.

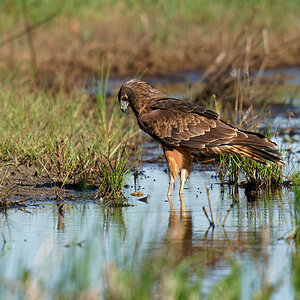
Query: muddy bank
xmin=0 ymin=162 xmax=94 ymax=203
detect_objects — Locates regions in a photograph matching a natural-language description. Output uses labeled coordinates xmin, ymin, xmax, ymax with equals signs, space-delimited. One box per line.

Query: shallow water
xmin=88 ymin=67 xmax=300 ymax=97
xmin=0 ymin=162 xmax=297 ymax=298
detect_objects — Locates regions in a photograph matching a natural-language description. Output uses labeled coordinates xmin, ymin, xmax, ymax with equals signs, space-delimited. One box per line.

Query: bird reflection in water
xmin=165 ymin=194 xmax=235 ymax=268
xmin=166 ymin=195 xmax=193 ymax=255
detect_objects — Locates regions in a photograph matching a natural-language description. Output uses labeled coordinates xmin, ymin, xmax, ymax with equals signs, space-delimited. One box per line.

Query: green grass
xmin=0 ymin=80 xmax=136 ymax=203
xmin=7 ymin=0 xmax=299 ymax=45
xmin=2 ymin=0 xmax=299 ymax=27
xmin=219 ymin=153 xmax=285 ymax=188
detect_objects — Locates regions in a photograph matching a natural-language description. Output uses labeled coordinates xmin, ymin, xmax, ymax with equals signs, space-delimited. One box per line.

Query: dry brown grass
xmin=0 ymin=2 xmax=299 ymax=90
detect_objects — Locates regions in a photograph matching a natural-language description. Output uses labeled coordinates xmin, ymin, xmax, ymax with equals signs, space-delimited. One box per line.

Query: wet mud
xmin=0 ymin=162 xmax=90 ymax=203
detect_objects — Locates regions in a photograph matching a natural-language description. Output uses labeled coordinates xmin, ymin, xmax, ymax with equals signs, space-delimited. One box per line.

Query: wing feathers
xmin=150 ymin=98 xmax=219 ymax=120
xmin=136 ymin=91 xmax=285 ymax=166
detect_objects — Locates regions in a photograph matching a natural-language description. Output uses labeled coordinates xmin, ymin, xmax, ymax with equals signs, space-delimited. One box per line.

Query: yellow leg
xmin=179 ymin=169 xmax=188 ymax=196
xmin=167 ymin=174 xmax=175 ymax=197
xmin=167 ymin=174 xmax=175 ymax=211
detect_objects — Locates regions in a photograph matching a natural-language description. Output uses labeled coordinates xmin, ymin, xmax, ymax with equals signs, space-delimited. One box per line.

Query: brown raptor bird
xmin=118 ymin=79 xmax=286 ymax=197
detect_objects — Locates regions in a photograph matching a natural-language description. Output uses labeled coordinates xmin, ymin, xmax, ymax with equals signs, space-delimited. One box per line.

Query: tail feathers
xmin=226 ymin=144 xmax=286 ymax=166
xmin=205 ymin=128 xmax=286 ymax=166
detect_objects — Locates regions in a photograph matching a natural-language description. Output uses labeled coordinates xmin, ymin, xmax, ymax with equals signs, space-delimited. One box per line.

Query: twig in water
xmin=202 ymin=206 xmax=214 ymax=228
xmin=1 ymin=233 xmax=6 ymax=246
xmin=206 ymin=187 xmax=214 ymax=226
xmin=56 ymin=193 xmax=65 ymax=217
xmin=222 ymin=204 xmax=234 ymax=226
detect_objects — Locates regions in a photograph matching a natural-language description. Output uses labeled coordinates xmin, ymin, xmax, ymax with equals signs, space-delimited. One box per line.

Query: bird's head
xmin=118 ymin=79 xmax=166 ymax=115
xmin=118 ymin=79 xmax=138 ymax=113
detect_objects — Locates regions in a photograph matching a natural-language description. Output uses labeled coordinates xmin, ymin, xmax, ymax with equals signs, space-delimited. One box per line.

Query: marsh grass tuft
xmin=98 ymin=147 xmax=132 ymax=207
xmin=216 ymin=81 xmax=287 ymax=189
xmin=219 ymin=153 xmax=285 ymax=188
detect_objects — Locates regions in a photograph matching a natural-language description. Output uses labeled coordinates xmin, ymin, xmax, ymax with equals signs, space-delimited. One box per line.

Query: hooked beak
xmin=120 ymin=99 xmax=129 ymax=113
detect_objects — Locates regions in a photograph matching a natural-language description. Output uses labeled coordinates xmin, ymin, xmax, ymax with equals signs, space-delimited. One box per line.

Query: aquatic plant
xmin=98 ymin=146 xmax=132 ymax=206
xmin=219 ymin=153 xmax=285 ymax=188
xmin=292 ymin=251 xmax=300 ymax=300
xmin=294 ymin=185 xmax=300 ymax=227
xmin=290 ymin=184 xmax=300 ymax=299
xmin=207 ymin=262 xmax=240 ymax=300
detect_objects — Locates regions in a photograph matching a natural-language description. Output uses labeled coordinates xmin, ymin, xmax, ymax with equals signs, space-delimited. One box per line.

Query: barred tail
xmin=209 ymin=131 xmax=286 ymax=166
xmin=226 ymin=144 xmax=286 ymax=166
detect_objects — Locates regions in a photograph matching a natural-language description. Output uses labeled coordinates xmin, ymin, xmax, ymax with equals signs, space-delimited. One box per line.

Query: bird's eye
xmin=121 ymin=94 xmax=128 ymax=101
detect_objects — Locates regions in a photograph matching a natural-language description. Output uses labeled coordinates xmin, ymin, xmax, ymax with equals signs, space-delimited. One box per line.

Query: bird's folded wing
xmin=138 ymin=107 xmax=240 ymax=149
xmin=150 ymin=98 xmax=219 ymax=119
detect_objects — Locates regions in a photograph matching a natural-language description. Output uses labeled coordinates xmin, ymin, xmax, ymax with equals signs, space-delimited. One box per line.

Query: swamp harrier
xmin=118 ymin=79 xmax=286 ymax=197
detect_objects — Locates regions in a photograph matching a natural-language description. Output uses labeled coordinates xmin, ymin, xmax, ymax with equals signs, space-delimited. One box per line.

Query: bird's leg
xmin=167 ymin=174 xmax=175 ymax=197
xmin=179 ymin=169 xmax=188 ymax=196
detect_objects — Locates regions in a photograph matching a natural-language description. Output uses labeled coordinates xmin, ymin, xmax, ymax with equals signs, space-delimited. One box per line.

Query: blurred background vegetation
xmin=0 ymin=0 xmax=299 ymax=88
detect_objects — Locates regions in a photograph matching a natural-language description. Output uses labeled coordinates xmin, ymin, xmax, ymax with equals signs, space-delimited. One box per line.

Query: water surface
xmin=0 ymin=163 xmax=297 ymax=299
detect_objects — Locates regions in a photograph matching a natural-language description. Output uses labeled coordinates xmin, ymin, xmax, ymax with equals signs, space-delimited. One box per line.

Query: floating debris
xmin=138 ymin=196 xmax=149 ymax=203
xmin=131 ymin=191 xmax=144 ymax=197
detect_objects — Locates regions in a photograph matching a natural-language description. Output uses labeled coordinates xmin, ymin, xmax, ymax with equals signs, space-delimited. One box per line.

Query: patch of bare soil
xmin=0 ymin=162 xmax=90 ymax=203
